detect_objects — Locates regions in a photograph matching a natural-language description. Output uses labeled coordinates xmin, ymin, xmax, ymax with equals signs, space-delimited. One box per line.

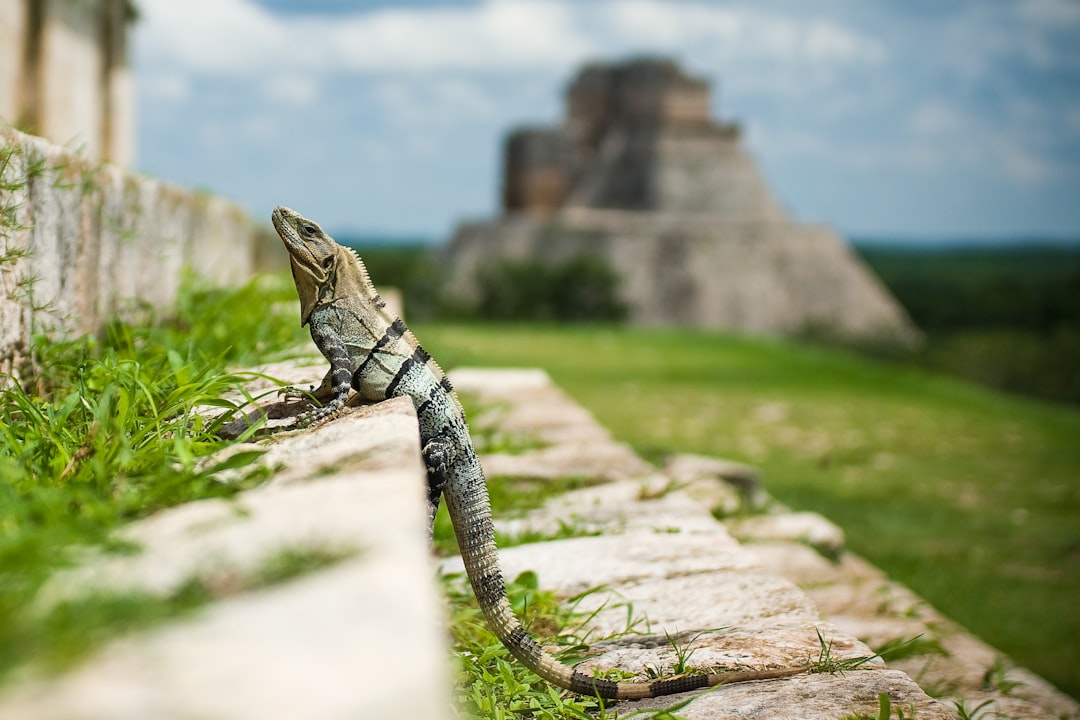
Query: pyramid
xmin=444 ymin=59 xmax=918 ymax=344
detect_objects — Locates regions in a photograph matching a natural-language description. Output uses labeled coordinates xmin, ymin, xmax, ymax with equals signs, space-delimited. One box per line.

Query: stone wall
xmin=445 ymin=210 xmax=916 ymax=342
xmin=0 ymin=0 xmax=134 ymax=165
xmin=566 ymin=59 xmax=711 ymax=141
xmin=502 ymin=128 xmax=578 ymax=213
xmin=0 ymin=126 xmax=274 ymax=377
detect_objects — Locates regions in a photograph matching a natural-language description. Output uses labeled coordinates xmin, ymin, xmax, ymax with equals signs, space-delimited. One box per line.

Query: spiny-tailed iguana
xmin=271 ymin=205 xmax=805 ymax=699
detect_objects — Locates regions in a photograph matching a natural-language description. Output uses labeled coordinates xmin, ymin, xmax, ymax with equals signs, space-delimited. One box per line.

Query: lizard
xmin=271 ymin=205 xmax=807 ymax=699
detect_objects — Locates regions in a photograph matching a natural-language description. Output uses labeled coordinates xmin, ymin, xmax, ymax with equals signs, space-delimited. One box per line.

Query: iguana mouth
xmin=273 ymin=205 xmax=322 ymax=274
xmin=271 ymin=206 xmax=299 ymax=244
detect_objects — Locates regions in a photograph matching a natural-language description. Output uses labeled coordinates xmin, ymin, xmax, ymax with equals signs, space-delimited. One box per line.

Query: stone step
xmin=446 ymin=368 xmax=952 ymax=719
xmin=447 ymin=367 xmax=1079 ymax=720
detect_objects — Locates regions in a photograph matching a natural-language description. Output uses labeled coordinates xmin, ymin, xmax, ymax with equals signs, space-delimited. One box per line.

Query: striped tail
xmin=442 ymin=457 xmax=804 ymax=700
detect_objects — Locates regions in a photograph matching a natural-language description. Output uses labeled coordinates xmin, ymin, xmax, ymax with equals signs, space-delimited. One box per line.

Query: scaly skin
xmin=272 ymin=205 xmax=806 ymax=699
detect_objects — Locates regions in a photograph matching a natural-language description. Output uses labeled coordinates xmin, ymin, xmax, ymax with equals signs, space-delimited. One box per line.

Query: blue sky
xmin=132 ymin=0 xmax=1080 ymax=241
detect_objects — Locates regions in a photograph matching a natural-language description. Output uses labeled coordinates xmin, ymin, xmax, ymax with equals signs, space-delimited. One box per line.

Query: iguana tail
xmin=442 ymin=458 xmax=804 ymax=700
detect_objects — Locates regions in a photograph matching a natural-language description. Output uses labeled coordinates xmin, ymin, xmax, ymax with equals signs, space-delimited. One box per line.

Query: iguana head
xmin=272 ymin=205 xmax=347 ymax=325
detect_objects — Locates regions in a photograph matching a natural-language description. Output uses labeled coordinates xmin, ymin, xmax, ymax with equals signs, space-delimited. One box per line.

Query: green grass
xmin=415 ymin=322 xmax=1080 ymax=701
xmin=0 ymin=274 xmax=310 ymax=683
xmin=432 ymin=473 xmax=605 ymax=557
xmin=443 ymin=569 xmax=611 ymax=719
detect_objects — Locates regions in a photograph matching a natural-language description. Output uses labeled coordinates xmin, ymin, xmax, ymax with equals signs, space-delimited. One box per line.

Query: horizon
xmin=332 ymin=229 xmax=1080 ymax=249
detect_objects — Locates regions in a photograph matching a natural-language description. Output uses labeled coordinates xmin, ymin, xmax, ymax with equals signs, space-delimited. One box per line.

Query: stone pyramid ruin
xmin=443 ymin=58 xmax=918 ymax=343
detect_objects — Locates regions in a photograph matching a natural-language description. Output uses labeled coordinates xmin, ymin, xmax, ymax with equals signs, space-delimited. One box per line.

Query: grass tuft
xmin=443 ymin=570 xmax=613 ymax=719
xmin=0 ymin=273 xmax=308 ymax=685
xmin=810 ymin=628 xmax=878 ymax=675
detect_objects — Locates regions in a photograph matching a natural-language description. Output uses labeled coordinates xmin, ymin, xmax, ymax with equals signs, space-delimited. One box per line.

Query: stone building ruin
xmin=0 ymin=0 xmax=134 ymax=165
xmin=444 ymin=58 xmax=918 ymax=343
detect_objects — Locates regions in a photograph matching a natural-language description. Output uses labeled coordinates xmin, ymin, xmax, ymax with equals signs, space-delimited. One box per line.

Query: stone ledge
xmin=0 ymin=394 xmax=452 ymax=720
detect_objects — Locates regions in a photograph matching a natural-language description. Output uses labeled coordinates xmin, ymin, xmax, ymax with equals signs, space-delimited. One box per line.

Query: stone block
xmin=727 ymin=511 xmax=847 ymax=559
xmin=620 ymin=670 xmax=954 ymax=720
xmin=0 ymin=395 xmax=452 ymax=720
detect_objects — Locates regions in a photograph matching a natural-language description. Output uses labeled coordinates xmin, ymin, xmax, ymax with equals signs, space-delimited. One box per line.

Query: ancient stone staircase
xmin=1 ymin=362 xmax=1075 ymax=720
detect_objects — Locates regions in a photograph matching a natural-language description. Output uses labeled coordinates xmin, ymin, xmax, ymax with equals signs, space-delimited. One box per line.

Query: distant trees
xmin=856 ymin=244 xmax=1080 ymax=405
xmin=856 ymin=245 xmax=1080 ymax=333
xmin=473 ymin=255 xmax=628 ymax=323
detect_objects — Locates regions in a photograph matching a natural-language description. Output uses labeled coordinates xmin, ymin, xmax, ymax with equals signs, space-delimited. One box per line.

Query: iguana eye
xmin=301 ymin=223 xmax=317 ymax=236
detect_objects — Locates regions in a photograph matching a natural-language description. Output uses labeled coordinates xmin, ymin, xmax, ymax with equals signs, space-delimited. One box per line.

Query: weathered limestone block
xmin=441 ymin=529 xmax=957 ymax=719
xmin=727 ymin=511 xmax=847 ymax=559
xmin=493 ymin=477 xmax=726 ymax=539
xmin=450 ymin=367 xmax=653 ymax=482
xmin=38 ymin=397 xmax=426 ymax=604
xmin=663 ymin=452 xmax=767 ymax=513
xmin=438 ymin=367 xmax=987 ymax=717
xmin=450 ymin=367 xmax=617 ymax=446
xmin=0 ymin=127 xmax=266 ymax=376
xmin=624 ymin=670 xmax=951 ymax=720
xmin=743 ymin=529 xmax=1080 ymax=719
xmin=440 ymin=368 xmax=950 ymax=717
xmin=0 ymin=395 xmax=452 ymax=720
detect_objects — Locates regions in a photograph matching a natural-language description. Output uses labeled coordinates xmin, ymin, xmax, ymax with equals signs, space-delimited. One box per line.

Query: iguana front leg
xmin=280 ymin=368 xmax=336 ymax=403
xmin=293 ymin=317 xmax=353 ymax=427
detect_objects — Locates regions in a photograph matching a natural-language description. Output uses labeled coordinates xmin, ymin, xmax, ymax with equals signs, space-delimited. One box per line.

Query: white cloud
xmin=136 ymin=0 xmax=288 ymax=74
xmin=997 ymin=140 xmax=1053 ymax=183
xmin=135 ymin=0 xmax=885 ymax=78
xmin=372 ymin=78 xmax=496 ymax=127
xmin=141 ymin=72 xmax=190 ymax=102
xmin=909 ymin=101 xmax=966 ymax=137
xmin=802 ymin=19 xmax=886 ymax=64
xmin=260 ymin=74 xmax=321 ymax=106
xmin=605 ymin=1 xmax=743 ymax=48
xmin=746 ymin=124 xmax=830 ymax=159
xmin=899 ymin=101 xmax=1056 ymax=183
xmin=136 ymin=0 xmax=596 ymax=75
xmin=601 ymin=2 xmax=885 ymax=65
xmin=933 ymin=0 xmax=1080 ymax=77
xmin=327 ymin=1 xmax=594 ymax=72
xmin=1018 ymin=0 xmax=1080 ymax=28
xmin=1068 ymin=104 xmax=1080 ymax=135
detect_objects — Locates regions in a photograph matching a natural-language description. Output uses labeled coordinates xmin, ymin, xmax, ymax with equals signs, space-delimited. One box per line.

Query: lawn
xmin=415 ymin=322 xmax=1080 ymax=701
